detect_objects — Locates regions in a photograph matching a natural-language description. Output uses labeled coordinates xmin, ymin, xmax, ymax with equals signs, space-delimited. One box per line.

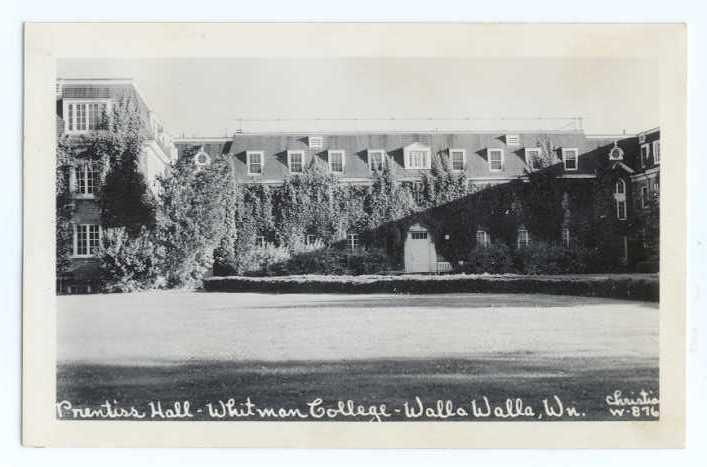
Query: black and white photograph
xmin=20 ymin=22 xmax=688 ymax=448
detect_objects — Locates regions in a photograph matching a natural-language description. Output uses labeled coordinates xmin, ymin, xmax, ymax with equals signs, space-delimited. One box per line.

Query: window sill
xmin=72 ymin=194 xmax=96 ymax=200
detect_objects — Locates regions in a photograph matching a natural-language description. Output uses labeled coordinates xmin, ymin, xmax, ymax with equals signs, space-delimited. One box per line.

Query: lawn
xmin=57 ymin=292 xmax=659 ymax=421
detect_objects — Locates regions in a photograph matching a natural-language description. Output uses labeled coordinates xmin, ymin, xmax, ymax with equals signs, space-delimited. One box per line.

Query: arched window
xmin=193 ymin=149 xmax=211 ymax=167
xmin=615 ymin=179 xmax=626 ymax=195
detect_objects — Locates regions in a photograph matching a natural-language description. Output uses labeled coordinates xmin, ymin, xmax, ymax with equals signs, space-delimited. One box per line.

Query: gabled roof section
xmin=610 ymin=161 xmax=636 ymax=174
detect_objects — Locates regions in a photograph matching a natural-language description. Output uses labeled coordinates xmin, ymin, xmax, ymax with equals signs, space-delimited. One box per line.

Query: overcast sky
xmin=58 ymin=58 xmax=659 ymax=137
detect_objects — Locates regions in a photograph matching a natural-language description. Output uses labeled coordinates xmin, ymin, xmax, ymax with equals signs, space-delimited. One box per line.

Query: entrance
xmin=404 ymin=224 xmax=436 ymax=273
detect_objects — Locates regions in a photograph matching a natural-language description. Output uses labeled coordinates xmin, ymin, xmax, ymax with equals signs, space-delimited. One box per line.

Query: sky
xmin=58 ymin=58 xmax=659 ymax=138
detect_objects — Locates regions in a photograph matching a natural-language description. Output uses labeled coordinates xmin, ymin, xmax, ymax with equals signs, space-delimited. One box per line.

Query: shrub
xmin=98 ymin=227 xmax=165 ymax=292
xmin=462 ymin=242 xmax=514 ymax=274
xmin=513 ymin=241 xmax=589 ymax=275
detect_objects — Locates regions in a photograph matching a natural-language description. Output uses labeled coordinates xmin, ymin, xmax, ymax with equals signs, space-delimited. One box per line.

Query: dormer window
xmin=506 ymin=134 xmax=520 ymax=146
xmin=449 ymin=149 xmax=466 ymax=172
xmin=65 ymin=100 xmax=109 ymax=133
xmin=609 ymin=143 xmax=624 ymax=161
xmin=309 ymin=136 xmax=323 ymax=150
xmin=368 ymin=149 xmax=387 ymax=172
xmin=562 ymin=148 xmax=579 ymax=171
xmin=247 ymin=151 xmax=264 ymax=175
xmin=488 ymin=148 xmax=504 ymax=171
xmin=193 ymin=149 xmax=211 ymax=167
xmin=404 ymin=143 xmax=431 ymax=170
xmin=328 ymin=150 xmax=345 ymax=173
xmin=525 ymin=147 xmax=543 ymax=171
xmin=288 ymin=150 xmax=305 ymax=174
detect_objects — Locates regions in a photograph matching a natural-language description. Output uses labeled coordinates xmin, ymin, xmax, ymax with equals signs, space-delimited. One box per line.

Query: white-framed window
xmin=525 ymin=147 xmax=543 ymax=171
xmin=641 ymin=144 xmax=650 ymax=168
xmin=64 ymin=100 xmax=109 ymax=134
xmin=505 ymin=134 xmax=520 ymax=146
xmin=488 ymin=148 xmax=504 ymax=171
xmin=609 ymin=144 xmax=624 ymax=161
xmin=561 ymin=228 xmax=571 ymax=248
xmin=73 ymin=224 xmax=102 ymax=257
xmin=449 ymin=149 xmax=466 ymax=172
xmin=347 ymin=232 xmax=360 ymax=251
xmin=517 ymin=228 xmax=530 ymax=249
xmin=476 ymin=229 xmax=490 ymax=248
xmin=193 ymin=150 xmax=211 ymax=167
xmin=255 ymin=236 xmax=266 ymax=248
xmin=641 ymin=184 xmax=649 ymax=208
xmin=309 ymin=136 xmax=323 ymax=150
xmin=404 ymin=144 xmax=432 ymax=170
xmin=562 ymin=148 xmax=579 ymax=171
xmin=74 ymin=160 xmax=97 ymax=196
xmin=287 ymin=150 xmax=305 ymax=174
xmin=247 ymin=151 xmax=264 ymax=175
xmin=638 ymin=133 xmax=646 ymax=144
xmin=305 ymin=234 xmax=318 ymax=246
xmin=615 ymin=179 xmax=627 ymax=220
xmin=328 ymin=150 xmax=345 ymax=173
xmin=653 ymin=140 xmax=661 ymax=164
xmin=368 ymin=150 xmax=387 ymax=172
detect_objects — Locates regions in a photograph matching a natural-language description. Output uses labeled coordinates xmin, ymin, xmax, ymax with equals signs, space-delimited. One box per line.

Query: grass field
xmin=57 ymin=292 xmax=659 ymax=421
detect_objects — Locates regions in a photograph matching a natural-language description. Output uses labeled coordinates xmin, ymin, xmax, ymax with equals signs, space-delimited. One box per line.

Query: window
xmin=328 ymin=150 xmax=345 ymax=173
xmin=287 ymin=150 xmax=305 ymax=174
xmin=562 ymin=148 xmax=579 ymax=171
xmin=74 ymin=161 xmax=97 ymax=195
xmin=255 ymin=236 xmax=266 ymax=248
xmin=653 ymin=140 xmax=661 ymax=164
xmin=488 ymin=149 xmax=504 ymax=171
xmin=449 ymin=149 xmax=466 ymax=171
xmin=641 ymin=144 xmax=650 ymax=168
xmin=476 ymin=230 xmax=490 ymax=248
xmin=305 ymin=234 xmax=318 ymax=246
xmin=410 ymin=231 xmax=428 ymax=240
xmin=368 ymin=150 xmax=386 ymax=172
xmin=615 ymin=179 xmax=627 ymax=220
xmin=561 ymin=228 xmax=571 ymax=248
xmin=65 ymin=101 xmax=108 ymax=133
xmin=609 ymin=144 xmax=624 ymax=161
xmin=247 ymin=151 xmax=264 ymax=175
xmin=193 ymin=150 xmax=211 ymax=167
xmin=73 ymin=224 xmax=101 ymax=257
xmin=347 ymin=233 xmax=360 ymax=251
xmin=525 ymin=147 xmax=543 ymax=171
xmin=517 ymin=228 xmax=529 ymax=249
xmin=641 ymin=184 xmax=649 ymax=208
xmin=505 ymin=134 xmax=520 ymax=146
xmin=309 ymin=136 xmax=323 ymax=150
xmin=405 ymin=149 xmax=431 ymax=170
xmin=412 ymin=181 xmax=425 ymax=205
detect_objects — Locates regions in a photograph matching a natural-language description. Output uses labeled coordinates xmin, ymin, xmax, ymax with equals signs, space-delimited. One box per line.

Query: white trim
xmin=327 ymin=149 xmax=346 ymax=174
xmin=72 ymin=224 xmax=102 ymax=258
xmin=246 ymin=151 xmax=264 ymax=176
xmin=63 ymin=99 xmax=112 ymax=134
xmin=367 ymin=149 xmax=387 ymax=172
xmin=449 ymin=149 xmax=466 ymax=172
xmin=487 ymin=148 xmax=504 ymax=172
xmin=287 ymin=150 xmax=306 ymax=174
xmin=308 ymin=136 xmax=324 ymax=149
xmin=561 ymin=148 xmax=579 ymax=171
xmin=652 ymin=140 xmax=661 ymax=164
xmin=193 ymin=149 xmax=211 ymax=166
xmin=505 ymin=134 xmax=520 ymax=146
xmin=403 ymin=143 xmax=432 ymax=170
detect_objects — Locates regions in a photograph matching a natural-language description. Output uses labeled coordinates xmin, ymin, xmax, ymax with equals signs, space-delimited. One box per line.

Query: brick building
xmin=56 ymin=79 xmax=178 ymax=292
xmin=55 ymin=78 xmax=660 ymax=288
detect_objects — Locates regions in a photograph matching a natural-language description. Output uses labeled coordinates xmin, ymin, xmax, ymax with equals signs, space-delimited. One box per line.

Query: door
xmin=404 ymin=228 xmax=432 ymax=273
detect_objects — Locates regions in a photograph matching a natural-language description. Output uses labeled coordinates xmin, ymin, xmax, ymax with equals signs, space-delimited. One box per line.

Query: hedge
xmin=203 ymin=273 xmax=659 ymax=302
